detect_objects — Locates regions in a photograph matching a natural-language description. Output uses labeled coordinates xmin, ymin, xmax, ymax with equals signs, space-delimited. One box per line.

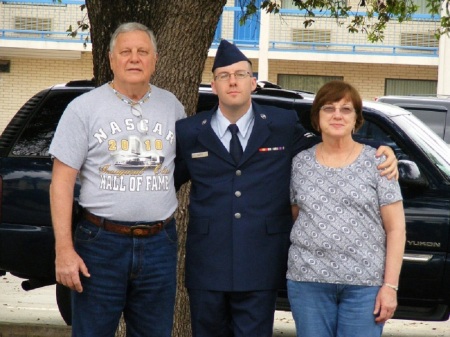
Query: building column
xmin=437 ymin=0 xmax=450 ymax=96
xmin=257 ymin=7 xmax=270 ymax=82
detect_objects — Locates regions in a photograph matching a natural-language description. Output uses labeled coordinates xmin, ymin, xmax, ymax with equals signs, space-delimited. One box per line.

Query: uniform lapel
xmin=241 ymin=104 xmax=271 ymax=164
xmin=196 ymin=103 xmax=272 ymax=166
xmin=196 ymin=109 xmax=235 ymax=164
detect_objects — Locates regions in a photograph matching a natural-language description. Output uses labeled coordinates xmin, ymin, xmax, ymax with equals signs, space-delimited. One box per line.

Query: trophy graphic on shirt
xmin=112 ymin=135 xmax=164 ymax=169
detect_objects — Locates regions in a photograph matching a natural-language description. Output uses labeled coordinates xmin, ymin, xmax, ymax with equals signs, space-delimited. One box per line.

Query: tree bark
xmin=84 ymin=1 xmax=227 ymax=336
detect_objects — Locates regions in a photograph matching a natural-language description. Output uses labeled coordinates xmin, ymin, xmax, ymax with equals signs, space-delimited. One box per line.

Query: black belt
xmin=82 ymin=210 xmax=173 ymax=237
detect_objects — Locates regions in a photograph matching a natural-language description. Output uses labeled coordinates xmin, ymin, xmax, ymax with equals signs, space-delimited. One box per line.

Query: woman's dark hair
xmin=311 ymin=80 xmax=364 ymax=133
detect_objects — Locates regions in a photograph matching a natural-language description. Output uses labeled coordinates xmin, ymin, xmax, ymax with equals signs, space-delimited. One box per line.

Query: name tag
xmin=192 ymin=151 xmax=209 ymax=158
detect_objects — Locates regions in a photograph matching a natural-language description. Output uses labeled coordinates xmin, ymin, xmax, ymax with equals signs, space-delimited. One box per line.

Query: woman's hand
xmin=374 ymin=285 xmax=398 ymax=323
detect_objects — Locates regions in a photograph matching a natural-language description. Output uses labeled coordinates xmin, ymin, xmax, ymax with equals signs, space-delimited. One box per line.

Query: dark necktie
xmin=228 ymin=124 xmax=243 ymax=164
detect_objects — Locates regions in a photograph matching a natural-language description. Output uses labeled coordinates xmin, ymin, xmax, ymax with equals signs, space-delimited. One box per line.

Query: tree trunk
xmin=84 ymin=1 xmax=227 ymax=336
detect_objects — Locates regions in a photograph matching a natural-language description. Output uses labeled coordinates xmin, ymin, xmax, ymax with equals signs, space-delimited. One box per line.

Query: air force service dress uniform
xmin=175 ymin=105 xmax=317 ymax=337
xmin=177 ymin=102 xmax=306 ymax=289
xmin=175 ymin=39 xmax=319 ymax=337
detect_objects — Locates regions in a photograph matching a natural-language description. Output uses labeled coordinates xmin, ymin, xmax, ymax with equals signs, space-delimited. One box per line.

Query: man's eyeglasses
xmin=131 ymin=104 xmax=149 ymax=134
xmin=320 ymin=105 xmax=355 ymax=115
xmin=214 ymin=71 xmax=251 ymax=82
xmin=110 ymin=81 xmax=152 ymax=135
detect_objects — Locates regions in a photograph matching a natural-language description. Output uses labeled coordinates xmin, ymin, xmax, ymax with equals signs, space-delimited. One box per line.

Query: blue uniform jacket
xmin=175 ymin=102 xmax=318 ymax=291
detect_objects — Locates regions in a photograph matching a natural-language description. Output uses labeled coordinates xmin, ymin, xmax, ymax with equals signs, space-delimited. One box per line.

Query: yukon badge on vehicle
xmin=407 ymin=240 xmax=441 ymax=248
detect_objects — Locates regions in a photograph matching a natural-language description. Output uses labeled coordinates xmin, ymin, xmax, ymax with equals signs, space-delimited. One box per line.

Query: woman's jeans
xmin=287 ymin=280 xmax=384 ymax=337
xmin=71 ymin=218 xmax=178 ymax=337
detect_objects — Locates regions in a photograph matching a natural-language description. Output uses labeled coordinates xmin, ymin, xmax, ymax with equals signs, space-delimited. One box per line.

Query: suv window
xmin=355 ymin=119 xmax=406 ymax=160
xmin=377 ymin=96 xmax=450 ymax=144
xmin=403 ymin=106 xmax=448 ymax=140
xmin=11 ymin=92 xmax=83 ymax=157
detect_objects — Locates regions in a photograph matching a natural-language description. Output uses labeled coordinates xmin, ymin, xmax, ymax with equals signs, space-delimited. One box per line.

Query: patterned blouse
xmin=287 ymin=144 xmax=402 ymax=286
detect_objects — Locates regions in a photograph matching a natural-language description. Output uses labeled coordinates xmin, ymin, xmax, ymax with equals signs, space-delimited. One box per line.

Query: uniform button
xmin=234 ymin=213 xmax=241 ymax=219
xmin=235 ymin=191 xmax=241 ymax=197
xmin=236 ymin=170 xmax=242 ymax=176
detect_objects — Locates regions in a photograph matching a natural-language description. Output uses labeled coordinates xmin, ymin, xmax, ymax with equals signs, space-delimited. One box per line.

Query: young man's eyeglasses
xmin=214 ymin=71 xmax=251 ymax=82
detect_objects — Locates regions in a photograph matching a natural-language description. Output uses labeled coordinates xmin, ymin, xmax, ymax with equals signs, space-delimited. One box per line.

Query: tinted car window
xmin=360 ymin=110 xmax=450 ymax=177
xmin=11 ymin=92 xmax=84 ymax=157
xmin=356 ymin=120 xmax=399 ymax=150
xmin=377 ymin=96 xmax=450 ymax=144
xmin=196 ymin=90 xmax=218 ymax=113
xmin=403 ymin=106 xmax=448 ymax=140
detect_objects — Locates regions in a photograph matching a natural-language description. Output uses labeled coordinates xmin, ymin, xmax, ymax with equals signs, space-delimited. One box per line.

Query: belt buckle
xmin=130 ymin=224 xmax=152 ymax=237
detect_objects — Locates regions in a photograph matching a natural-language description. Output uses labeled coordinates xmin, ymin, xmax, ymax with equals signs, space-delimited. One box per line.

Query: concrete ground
xmin=1 ymin=273 xmax=450 ymax=337
xmin=0 ymin=273 xmax=69 ymax=337
xmin=273 ymin=310 xmax=450 ymax=337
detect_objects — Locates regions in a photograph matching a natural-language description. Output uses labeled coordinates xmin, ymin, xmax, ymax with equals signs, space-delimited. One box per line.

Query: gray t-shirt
xmin=287 ymin=144 xmax=403 ymax=286
xmin=49 ymin=83 xmax=185 ymax=221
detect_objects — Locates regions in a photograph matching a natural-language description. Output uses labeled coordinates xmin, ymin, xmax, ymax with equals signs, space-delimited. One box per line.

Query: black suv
xmin=2 ymin=80 xmax=450 ymax=324
xmin=377 ymin=96 xmax=450 ymax=144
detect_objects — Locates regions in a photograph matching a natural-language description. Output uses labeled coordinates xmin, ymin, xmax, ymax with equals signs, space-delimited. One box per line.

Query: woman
xmin=287 ymin=80 xmax=406 ymax=337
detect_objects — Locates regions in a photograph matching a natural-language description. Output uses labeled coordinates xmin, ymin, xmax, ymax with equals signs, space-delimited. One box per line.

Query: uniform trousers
xmin=188 ymin=288 xmax=278 ymax=337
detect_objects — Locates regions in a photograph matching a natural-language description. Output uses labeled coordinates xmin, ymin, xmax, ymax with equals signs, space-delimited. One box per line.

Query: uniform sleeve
xmin=292 ymin=120 xmax=321 ymax=156
xmin=174 ymin=120 xmax=191 ymax=190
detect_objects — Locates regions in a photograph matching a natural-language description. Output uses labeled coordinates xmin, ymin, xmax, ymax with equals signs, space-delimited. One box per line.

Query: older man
xmin=49 ymin=22 xmax=185 ymax=337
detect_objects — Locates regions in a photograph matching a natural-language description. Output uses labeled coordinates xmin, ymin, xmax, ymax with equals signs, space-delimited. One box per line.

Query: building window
xmin=292 ymin=28 xmax=332 ymax=45
xmin=281 ymin=0 xmax=347 ymax=9
xmin=277 ymin=74 xmax=343 ymax=93
xmin=400 ymin=32 xmax=439 ymax=48
xmin=413 ymin=0 xmax=429 ymax=14
xmin=385 ymin=79 xmax=437 ymax=95
xmin=14 ymin=17 xmax=52 ymax=31
xmin=281 ymin=0 xmax=298 ymax=9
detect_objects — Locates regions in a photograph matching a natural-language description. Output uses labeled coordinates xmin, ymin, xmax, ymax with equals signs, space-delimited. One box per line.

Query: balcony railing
xmin=266 ymin=9 xmax=440 ymax=57
xmin=0 ymin=0 xmax=440 ymax=57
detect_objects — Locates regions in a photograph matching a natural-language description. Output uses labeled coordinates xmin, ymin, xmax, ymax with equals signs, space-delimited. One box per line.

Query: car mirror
xmin=398 ymin=160 xmax=428 ymax=187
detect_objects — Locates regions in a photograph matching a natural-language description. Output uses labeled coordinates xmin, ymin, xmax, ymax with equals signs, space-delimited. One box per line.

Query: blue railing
xmin=263 ymin=8 xmax=440 ymax=56
xmin=268 ymin=41 xmax=439 ymax=56
xmin=2 ymin=0 xmax=85 ymax=4
xmin=0 ymin=28 xmax=89 ymax=43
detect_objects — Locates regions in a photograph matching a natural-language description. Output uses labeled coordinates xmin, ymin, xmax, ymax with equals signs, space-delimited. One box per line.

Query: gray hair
xmin=109 ymin=22 xmax=157 ymax=54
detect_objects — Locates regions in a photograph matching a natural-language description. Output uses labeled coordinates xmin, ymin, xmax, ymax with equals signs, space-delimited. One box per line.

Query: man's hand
xmin=376 ymin=145 xmax=398 ymax=180
xmin=55 ymin=247 xmax=90 ymax=293
xmin=50 ymin=159 xmax=89 ymax=292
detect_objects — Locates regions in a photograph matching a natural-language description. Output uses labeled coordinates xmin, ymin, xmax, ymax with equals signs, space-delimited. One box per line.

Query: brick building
xmin=0 ymin=0 xmax=448 ymax=132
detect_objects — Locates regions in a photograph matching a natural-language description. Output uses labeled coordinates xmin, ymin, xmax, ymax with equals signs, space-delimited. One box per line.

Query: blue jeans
xmin=287 ymin=280 xmax=384 ymax=337
xmin=71 ymin=218 xmax=177 ymax=337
